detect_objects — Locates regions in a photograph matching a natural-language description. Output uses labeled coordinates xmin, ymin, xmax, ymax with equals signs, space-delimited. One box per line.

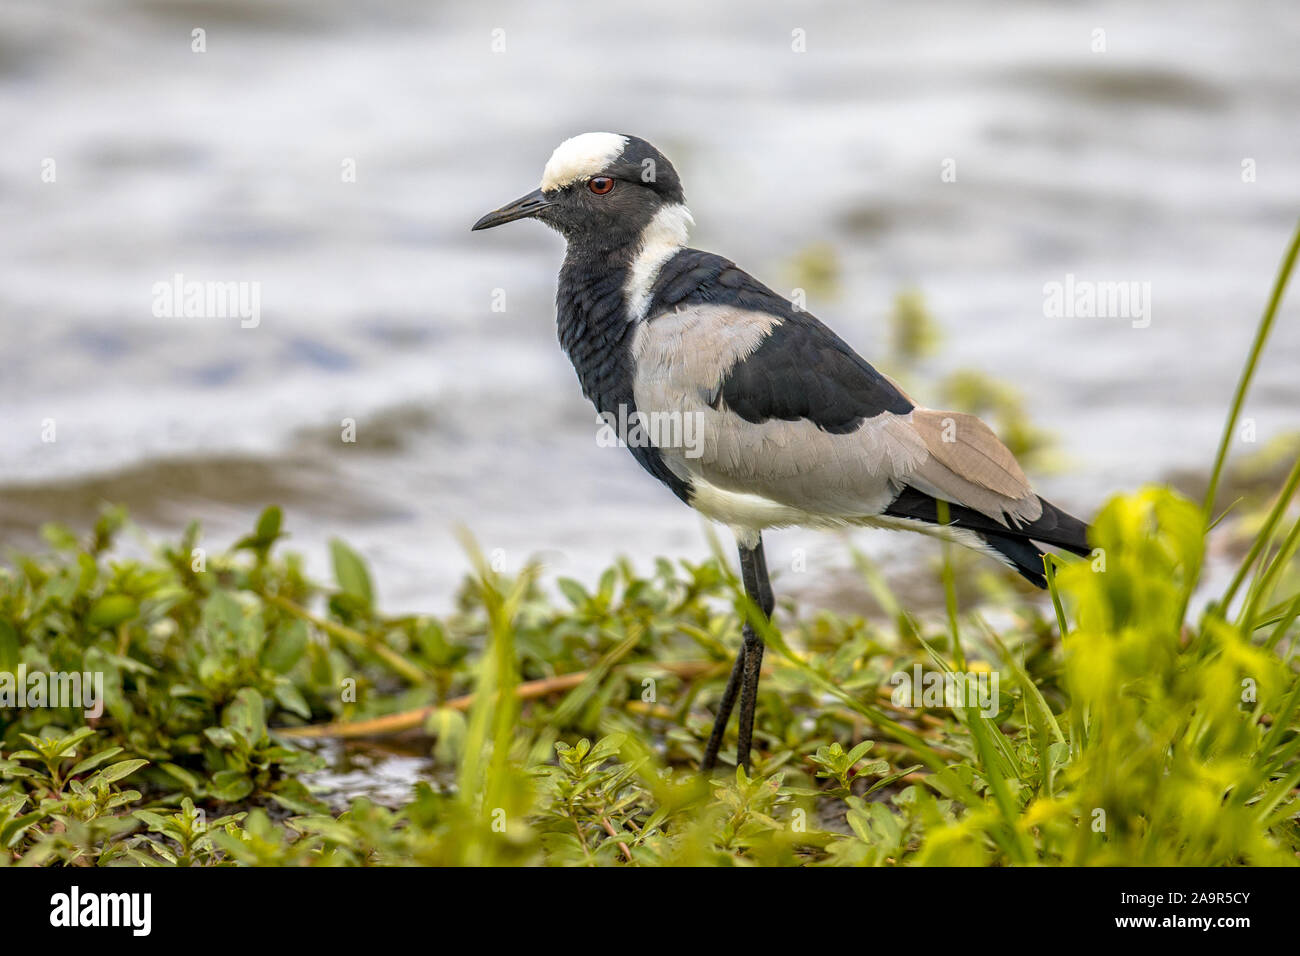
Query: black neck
xmin=553 ymin=242 xmax=695 ymax=506
xmin=555 ymin=247 xmax=638 ymax=415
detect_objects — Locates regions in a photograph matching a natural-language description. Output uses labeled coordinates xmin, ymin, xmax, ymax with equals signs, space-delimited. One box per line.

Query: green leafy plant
xmin=1 ymin=222 xmax=1297 ymax=868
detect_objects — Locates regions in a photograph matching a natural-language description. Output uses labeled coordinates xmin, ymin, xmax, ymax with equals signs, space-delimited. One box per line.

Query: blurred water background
xmin=2 ymin=0 xmax=1298 ymax=611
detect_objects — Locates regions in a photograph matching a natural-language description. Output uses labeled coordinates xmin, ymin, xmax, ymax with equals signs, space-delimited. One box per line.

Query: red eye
xmin=588 ymin=176 xmax=614 ymax=195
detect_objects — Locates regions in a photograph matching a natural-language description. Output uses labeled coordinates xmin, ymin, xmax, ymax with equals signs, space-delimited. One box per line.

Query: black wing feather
xmin=646 ymin=250 xmax=914 ymax=433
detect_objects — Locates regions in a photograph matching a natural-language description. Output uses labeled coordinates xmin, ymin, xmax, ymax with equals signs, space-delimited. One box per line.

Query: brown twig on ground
xmin=277 ymin=657 xmax=946 ymax=744
xmin=600 ymin=815 xmax=634 ymax=862
xmin=278 ymin=660 xmax=723 ymax=739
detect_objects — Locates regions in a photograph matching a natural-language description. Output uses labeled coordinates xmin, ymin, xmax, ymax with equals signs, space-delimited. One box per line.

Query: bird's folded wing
xmin=904 ymin=409 xmax=1042 ymax=524
xmin=631 ymin=272 xmax=1041 ymax=526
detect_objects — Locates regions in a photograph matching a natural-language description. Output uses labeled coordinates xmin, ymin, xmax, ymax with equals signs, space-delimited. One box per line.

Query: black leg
xmin=734 ymin=540 xmax=773 ymax=772
xmin=701 ymin=645 xmax=745 ymax=771
xmin=701 ymin=535 xmax=775 ymax=773
xmin=735 ymin=623 xmax=765 ymax=772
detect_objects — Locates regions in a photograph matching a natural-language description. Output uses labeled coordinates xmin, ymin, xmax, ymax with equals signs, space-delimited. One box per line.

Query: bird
xmin=472 ymin=132 xmax=1090 ymax=773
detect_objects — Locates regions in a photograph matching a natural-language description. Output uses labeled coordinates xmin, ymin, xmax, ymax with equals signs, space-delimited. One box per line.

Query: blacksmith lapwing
xmin=472 ymin=132 xmax=1090 ymax=772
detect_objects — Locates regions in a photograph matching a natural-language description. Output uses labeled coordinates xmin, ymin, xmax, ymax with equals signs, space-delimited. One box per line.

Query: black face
xmin=534 ymin=172 xmax=666 ymax=251
xmin=472 ymin=135 xmax=685 ymax=259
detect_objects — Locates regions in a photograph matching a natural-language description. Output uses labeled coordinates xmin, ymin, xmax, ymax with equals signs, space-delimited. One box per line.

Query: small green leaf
xmin=845 ymin=740 xmax=876 ymax=766
xmin=273 ymin=682 xmax=311 ymax=720
xmin=585 ymin=733 xmax=628 ymax=764
xmin=209 ymin=770 xmax=254 ymax=803
xmin=330 ymin=539 xmax=373 ymax=608
xmin=133 ymin=810 xmax=172 ymax=831
xmin=87 ymin=594 xmax=138 ymax=630
xmin=261 ymin=620 xmax=308 ymax=673
xmin=556 ymin=577 xmax=588 ymax=608
xmin=53 ymin=726 xmax=98 ymax=756
xmin=96 ymin=758 xmax=148 ymax=784
xmin=1 ymin=812 xmax=43 ymax=849
xmin=69 ymin=746 xmax=124 ymax=777
xmin=159 ymin=762 xmax=203 ymax=793
xmin=40 ymin=523 xmax=81 ymax=551
xmin=256 ymin=506 xmax=283 ymax=543
xmin=223 ymin=687 xmax=268 ymax=744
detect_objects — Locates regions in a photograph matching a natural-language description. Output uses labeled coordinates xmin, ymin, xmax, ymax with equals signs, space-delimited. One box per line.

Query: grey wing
xmin=629 ymin=302 xmax=1043 ymax=528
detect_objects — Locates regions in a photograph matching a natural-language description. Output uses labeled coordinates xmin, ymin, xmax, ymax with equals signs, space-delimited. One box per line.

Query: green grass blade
xmin=1202 ymin=217 xmax=1300 ymax=523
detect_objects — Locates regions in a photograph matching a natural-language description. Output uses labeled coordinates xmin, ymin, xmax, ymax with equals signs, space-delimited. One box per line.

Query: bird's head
xmin=472 ymin=132 xmax=690 ymax=254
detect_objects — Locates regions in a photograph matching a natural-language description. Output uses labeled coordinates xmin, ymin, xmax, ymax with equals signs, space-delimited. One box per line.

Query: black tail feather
xmin=977 ymin=531 xmax=1049 ymax=588
xmin=884 ymin=486 xmax=1091 ymax=589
